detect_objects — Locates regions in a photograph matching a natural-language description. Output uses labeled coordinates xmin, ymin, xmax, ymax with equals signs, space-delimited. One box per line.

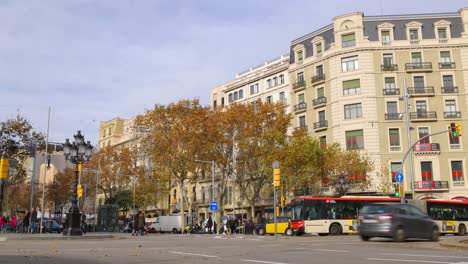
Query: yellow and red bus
xmin=415 ymin=199 xmax=468 ymax=236
xmin=290 ymin=196 xmax=403 ymax=236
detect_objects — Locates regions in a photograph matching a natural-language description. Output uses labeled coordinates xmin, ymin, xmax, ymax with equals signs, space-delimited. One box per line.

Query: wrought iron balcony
xmin=293 ymin=80 xmax=306 ymax=91
xmin=407 ymin=86 xmax=435 ymax=96
xmin=416 ymin=180 xmax=449 ymax=191
xmin=295 ymin=125 xmax=308 ymax=131
xmin=312 ymin=96 xmax=327 ymax=107
xmin=381 ymin=64 xmax=398 ymax=71
xmin=385 ymin=113 xmax=403 ymax=120
xmin=409 ymin=111 xmax=437 ymax=121
xmin=444 ymin=111 xmax=461 ymax=119
xmin=313 ymin=120 xmax=328 ymax=131
xmin=383 ymin=88 xmax=400 ymax=95
xmin=414 ymin=143 xmax=440 ymax=153
xmin=439 ymin=62 xmax=455 ymax=69
xmin=293 ymin=102 xmax=307 ymax=113
xmin=311 ymin=74 xmax=325 ymax=84
xmin=441 ymin=86 xmax=458 ymax=94
xmin=405 ymin=62 xmax=432 ymax=72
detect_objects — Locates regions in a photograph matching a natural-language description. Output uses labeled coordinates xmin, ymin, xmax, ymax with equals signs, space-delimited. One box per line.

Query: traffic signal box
xmin=280 ymin=196 xmax=286 ymax=207
xmin=273 ymin=168 xmax=281 ymax=187
xmin=77 ymin=184 xmax=83 ymax=198
xmin=457 ymin=121 xmax=463 ymax=137
xmin=395 ymin=183 xmax=405 ymax=198
xmin=0 ymin=159 xmax=9 ymax=179
xmin=450 ymin=122 xmax=458 ymax=137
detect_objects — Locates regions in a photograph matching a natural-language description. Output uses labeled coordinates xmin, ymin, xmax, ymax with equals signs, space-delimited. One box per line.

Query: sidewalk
xmin=0 ymin=232 xmax=120 ymax=241
xmin=439 ymin=237 xmax=468 ymax=249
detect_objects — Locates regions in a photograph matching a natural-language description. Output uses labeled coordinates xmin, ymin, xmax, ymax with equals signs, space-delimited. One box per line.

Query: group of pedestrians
xmin=0 ymin=208 xmax=39 ymax=233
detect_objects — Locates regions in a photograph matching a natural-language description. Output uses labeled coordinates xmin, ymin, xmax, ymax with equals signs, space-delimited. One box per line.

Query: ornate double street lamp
xmin=63 ymin=130 xmax=93 ymax=236
xmin=334 ymin=175 xmax=351 ymax=197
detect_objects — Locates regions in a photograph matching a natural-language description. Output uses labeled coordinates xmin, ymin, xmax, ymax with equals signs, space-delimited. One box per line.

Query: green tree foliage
xmin=106 ymin=190 xmax=132 ymax=214
xmin=0 ymin=114 xmax=45 ymax=183
xmin=44 ymin=168 xmax=75 ymax=213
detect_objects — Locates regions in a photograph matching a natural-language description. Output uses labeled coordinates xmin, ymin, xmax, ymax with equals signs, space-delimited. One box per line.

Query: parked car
xmin=358 ymin=203 xmax=439 ymax=242
xmin=41 ymin=220 xmax=63 ymax=234
xmin=257 ymin=217 xmax=292 ymax=236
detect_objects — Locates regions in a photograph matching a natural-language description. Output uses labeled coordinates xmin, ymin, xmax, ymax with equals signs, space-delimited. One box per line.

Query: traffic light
xmin=280 ymin=196 xmax=286 ymax=207
xmin=395 ymin=183 xmax=401 ymax=197
xmin=78 ymin=162 xmax=82 ymax=173
xmin=77 ymin=184 xmax=83 ymax=198
xmin=0 ymin=159 xmax=9 ymax=179
xmin=457 ymin=121 xmax=463 ymax=137
xmin=450 ymin=122 xmax=458 ymax=137
xmin=273 ymin=168 xmax=281 ymax=187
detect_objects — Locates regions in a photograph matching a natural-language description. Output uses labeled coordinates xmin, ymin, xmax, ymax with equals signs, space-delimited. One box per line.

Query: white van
xmin=149 ymin=214 xmax=189 ymax=233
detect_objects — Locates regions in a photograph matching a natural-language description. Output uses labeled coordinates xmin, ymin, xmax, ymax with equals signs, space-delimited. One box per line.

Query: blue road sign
xmin=395 ymin=172 xmax=404 ymax=183
xmin=210 ymin=201 xmax=218 ymax=211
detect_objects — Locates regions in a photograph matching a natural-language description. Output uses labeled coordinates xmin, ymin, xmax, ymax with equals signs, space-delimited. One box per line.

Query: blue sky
xmin=1 ymin=0 xmax=467 ymax=144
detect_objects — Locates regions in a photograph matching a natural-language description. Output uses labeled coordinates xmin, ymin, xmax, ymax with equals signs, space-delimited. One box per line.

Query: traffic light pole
xmin=398 ymin=129 xmax=451 ymax=203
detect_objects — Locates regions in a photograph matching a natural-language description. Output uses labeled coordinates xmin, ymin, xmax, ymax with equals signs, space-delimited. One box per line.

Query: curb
xmin=439 ymin=238 xmax=468 ymax=249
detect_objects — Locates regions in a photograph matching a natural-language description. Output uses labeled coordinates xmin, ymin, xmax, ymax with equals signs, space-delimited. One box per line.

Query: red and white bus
xmin=290 ymin=196 xmax=402 ymax=236
xmin=413 ymin=199 xmax=468 ymax=236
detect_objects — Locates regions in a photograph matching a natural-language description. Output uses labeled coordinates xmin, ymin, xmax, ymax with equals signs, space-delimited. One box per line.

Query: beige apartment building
xmin=288 ymin=9 xmax=468 ymax=200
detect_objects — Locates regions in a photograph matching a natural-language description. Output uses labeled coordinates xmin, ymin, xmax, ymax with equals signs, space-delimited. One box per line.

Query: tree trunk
xmin=180 ymin=180 xmax=185 ymax=234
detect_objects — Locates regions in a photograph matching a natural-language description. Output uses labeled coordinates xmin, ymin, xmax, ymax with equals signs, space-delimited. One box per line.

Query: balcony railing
xmin=407 ymin=86 xmax=435 ymax=96
xmin=439 ymin=38 xmax=448 ymax=44
xmin=383 ymin=88 xmax=400 ymax=95
xmin=381 ymin=64 xmax=398 ymax=71
xmin=312 ymin=96 xmax=327 ymax=107
xmin=313 ymin=120 xmax=328 ymax=130
xmin=294 ymin=102 xmax=307 ymax=112
xmin=444 ymin=111 xmax=461 ymax=119
xmin=405 ymin=62 xmax=432 ymax=71
xmin=409 ymin=111 xmax=437 ymax=121
xmin=293 ymin=80 xmax=306 ymax=90
xmin=416 ymin=180 xmax=449 ymax=191
xmin=295 ymin=125 xmax=308 ymax=131
xmin=441 ymin=86 xmax=458 ymax=94
xmin=414 ymin=143 xmax=440 ymax=152
xmin=439 ymin=62 xmax=455 ymax=69
xmin=385 ymin=113 xmax=403 ymax=120
xmin=410 ymin=39 xmax=420 ymax=45
xmin=311 ymin=74 xmax=325 ymax=84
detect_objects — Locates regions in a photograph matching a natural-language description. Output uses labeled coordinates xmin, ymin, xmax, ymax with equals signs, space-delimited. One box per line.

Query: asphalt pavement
xmin=0 ymin=233 xmax=467 ymax=264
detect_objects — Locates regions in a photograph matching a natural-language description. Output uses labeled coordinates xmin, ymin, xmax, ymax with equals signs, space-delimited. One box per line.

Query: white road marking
xmin=310 ymin=249 xmax=350 ymax=252
xmin=209 ymin=245 xmax=241 ymax=249
xmin=367 ymin=258 xmax=450 ymax=263
xmin=241 ymin=259 xmax=289 ymax=264
xmin=169 ymin=251 xmax=218 ymax=258
xmin=378 ymin=253 xmax=468 ymax=259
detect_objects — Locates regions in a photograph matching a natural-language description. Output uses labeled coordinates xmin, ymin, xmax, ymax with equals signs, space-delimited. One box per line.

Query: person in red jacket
xmin=12 ymin=214 xmax=18 ymax=233
xmin=0 ymin=215 xmax=3 ymax=233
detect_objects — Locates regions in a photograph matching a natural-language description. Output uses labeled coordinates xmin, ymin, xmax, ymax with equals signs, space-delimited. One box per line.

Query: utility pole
xmin=40 ymin=106 xmax=51 ymax=234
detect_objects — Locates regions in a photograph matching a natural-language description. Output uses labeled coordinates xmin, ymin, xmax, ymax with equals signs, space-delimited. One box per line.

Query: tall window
xmin=299 ymin=116 xmax=306 ymax=128
xmin=411 ymin=52 xmax=422 ymax=64
xmin=409 ymin=29 xmax=419 ymax=40
xmin=342 ymin=33 xmax=356 ymax=48
xmin=279 ymin=92 xmax=286 ymax=104
xmin=443 ymin=75 xmax=454 ymax=88
xmin=413 ymin=76 xmax=425 ymax=92
xmin=381 ymin=30 xmax=391 ymax=43
xmin=250 ymin=84 xmax=259 ymax=95
xmin=317 ymin=87 xmax=324 ymax=98
xmin=342 ymin=56 xmax=359 ymax=72
xmin=440 ymin=51 xmax=452 ymax=64
xmin=451 ymin=161 xmax=464 ymax=182
xmin=266 ymin=96 xmax=273 ymax=104
xmin=192 ymin=186 xmax=197 ymax=202
xmin=418 ymin=127 xmax=430 ymax=144
xmin=273 ymin=77 xmax=278 ymax=86
xmin=391 ymin=162 xmax=402 ymax=182
xmin=344 ymin=103 xmax=362 ymax=119
xmin=387 ymin=101 xmax=398 ymax=114
xmin=445 ymin=99 xmax=456 ymax=113
xmin=346 ymin=130 xmax=364 ymax=150
xmin=298 ymin=93 xmax=305 ymax=103
xmin=297 ymin=50 xmax=304 ymax=61
xmin=316 ymin=65 xmax=324 ymax=76
xmin=318 ymin=110 xmax=326 ymax=122
xmin=383 ymin=53 xmax=394 ymax=66
xmin=201 ymin=186 xmax=205 ymax=203
xmin=389 ymin=128 xmax=400 ymax=151
xmin=233 ymin=91 xmax=238 ymax=100
xmin=421 ymin=161 xmax=433 ymax=181
xmin=343 ymin=79 xmax=361 ymax=95
xmin=297 ymin=72 xmax=304 ymax=83
xmin=228 ymin=93 xmax=233 ymax=102
xmin=239 ymin=89 xmax=243 ymax=99
xmin=384 ymin=77 xmax=396 ymax=91
xmin=267 ymin=79 xmax=272 ymax=88
xmin=438 ymin=28 xmax=447 ymax=39
xmin=279 ymin=74 xmax=284 ymax=84
xmin=319 ymin=136 xmax=327 ymax=149
xmin=416 ymin=100 xmax=427 ymax=116
xmin=316 ymin=43 xmax=323 ymax=54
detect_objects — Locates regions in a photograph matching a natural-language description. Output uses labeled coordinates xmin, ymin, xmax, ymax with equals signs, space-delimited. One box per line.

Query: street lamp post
xmin=63 ymin=130 xmax=93 ymax=236
xmin=131 ymin=175 xmax=138 ymax=224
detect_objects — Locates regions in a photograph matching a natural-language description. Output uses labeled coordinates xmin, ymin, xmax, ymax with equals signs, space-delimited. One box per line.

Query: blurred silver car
xmin=358 ymin=203 xmax=439 ymax=242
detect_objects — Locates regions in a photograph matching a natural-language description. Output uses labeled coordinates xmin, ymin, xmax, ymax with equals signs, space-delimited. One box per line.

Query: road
xmin=0 ymin=233 xmax=467 ymax=264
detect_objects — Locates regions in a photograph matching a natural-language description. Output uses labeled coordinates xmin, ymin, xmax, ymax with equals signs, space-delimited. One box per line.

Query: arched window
xmin=239 ymin=89 xmax=243 ymax=99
